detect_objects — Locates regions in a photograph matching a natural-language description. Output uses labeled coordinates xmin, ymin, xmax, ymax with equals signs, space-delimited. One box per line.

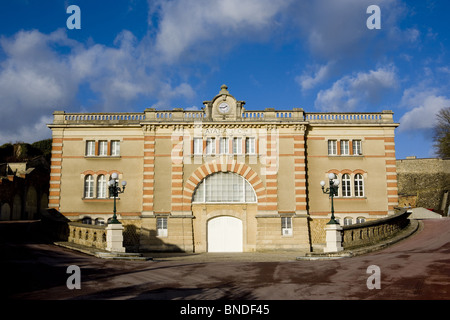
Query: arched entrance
xmin=207 ymin=216 xmax=243 ymax=252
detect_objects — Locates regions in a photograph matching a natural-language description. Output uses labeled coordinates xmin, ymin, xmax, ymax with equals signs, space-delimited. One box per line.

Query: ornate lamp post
xmin=108 ymin=172 xmax=127 ymax=224
xmin=320 ymin=173 xmax=340 ymax=225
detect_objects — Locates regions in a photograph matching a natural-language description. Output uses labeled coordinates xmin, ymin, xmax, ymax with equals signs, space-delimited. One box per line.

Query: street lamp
xmin=320 ymin=173 xmax=340 ymax=225
xmin=108 ymin=172 xmax=127 ymax=224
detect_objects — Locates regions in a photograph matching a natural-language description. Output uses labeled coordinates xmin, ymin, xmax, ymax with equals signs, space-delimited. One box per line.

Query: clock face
xmin=218 ymin=102 xmax=230 ymax=114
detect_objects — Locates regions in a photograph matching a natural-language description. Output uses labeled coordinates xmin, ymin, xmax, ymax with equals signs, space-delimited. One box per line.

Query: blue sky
xmin=0 ymin=0 xmax=449 ymax=159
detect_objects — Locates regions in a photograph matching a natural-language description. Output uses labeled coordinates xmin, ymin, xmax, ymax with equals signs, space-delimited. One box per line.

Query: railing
xmin=242 ymin=112 xmax=265 ymax=119
xmin=305 ymin=112 xmax=387 ymax=123
xmin=52 ymin=110 xmax=394 ymax=125
xmin=342 ymin=209 xmax=411 ymax=250
xmin=61 ymin=112 xmax=145 ymax=124
xmin=68 ymin=222 xmax=107 ymax=250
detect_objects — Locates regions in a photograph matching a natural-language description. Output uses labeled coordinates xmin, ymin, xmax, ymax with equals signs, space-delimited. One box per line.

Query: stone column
xmin=324 ymin=224 xmax=344 ymax=253
xmin=106 ymin=223 xmax=126 ymax=253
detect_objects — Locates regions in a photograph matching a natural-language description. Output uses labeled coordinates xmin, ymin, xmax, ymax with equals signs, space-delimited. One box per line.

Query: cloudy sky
xmin=0 ymin=0 xmax=449 ymax=159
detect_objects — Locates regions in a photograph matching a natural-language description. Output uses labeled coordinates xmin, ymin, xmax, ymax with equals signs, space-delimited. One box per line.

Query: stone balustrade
xmin=341 ymin=209 xmax=411 ymax=250
xmin=51 ymin=109 xmax=395 ymax=125
xmin=68 ymin=222 xmax=107 ymax=250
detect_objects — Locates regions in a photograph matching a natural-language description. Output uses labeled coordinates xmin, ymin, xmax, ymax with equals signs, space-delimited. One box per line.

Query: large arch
xmin=183 ymin=160 xmax=268 ymax=211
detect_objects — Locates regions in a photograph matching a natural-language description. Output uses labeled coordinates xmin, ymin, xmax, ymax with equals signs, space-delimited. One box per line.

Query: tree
xmin=434 ymin=106 xmax=450 ymax=158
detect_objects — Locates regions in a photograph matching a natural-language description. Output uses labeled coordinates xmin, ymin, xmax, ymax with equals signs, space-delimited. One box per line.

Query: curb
xmin=54 ymin=241 xmax=152 ymax=261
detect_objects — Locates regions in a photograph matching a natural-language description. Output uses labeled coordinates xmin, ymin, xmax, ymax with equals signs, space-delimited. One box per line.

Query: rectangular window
xmin=328 ymin=140 xmax=337 ymax=155
xmin=281 ymin=217 xmax=293 ymax=236
xmin=98 ymin=140 xmax=108 ymax=156
xmin=353 ymin=140 xmax=362 ymax=155
xmin=157 ymin=217 xmax=168 ymax=237
xmin=86 ymin=140 xmax=95 ymax=156
xmin=193 ymin=138 xmax=203 ymax=155
xmin=246 ymin=137 xmax=256 ymax=155
xmin=340 ymin=140 xmax=349 ymax=155
xmin=111 ymin=140 xmax=120 ymax=156
xmin=220 ymin=137 xmax=229 ymax=154
xmin=206 ymin=137 xmax=216 ymax=155
xmin=233 ymin=137 xmax=242 ymax=154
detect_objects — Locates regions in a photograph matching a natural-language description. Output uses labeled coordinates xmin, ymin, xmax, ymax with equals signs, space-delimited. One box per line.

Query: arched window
xmin=344 ymin=217 xmax=353 ymax=226
xmin=341 ymin=174 xmax=351 ymax=197
xmin=84 ymin=175 xmax=94 ymax=198
xmin=97 ymin=175 xmax=107 ymax=198
xmin=356 ymin=217 xmax=366 ymax=224
xmin=354 ymin=173 xmax=364 ymax=197
xmin=193 ymin=172 xmax=257 ymax=203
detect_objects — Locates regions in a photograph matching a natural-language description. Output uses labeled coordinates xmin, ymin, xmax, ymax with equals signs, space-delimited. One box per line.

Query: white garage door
xmin=207 ymin=216 xmax=243 ymax=252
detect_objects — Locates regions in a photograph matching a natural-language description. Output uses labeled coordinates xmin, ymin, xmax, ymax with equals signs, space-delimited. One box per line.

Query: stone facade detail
xmin=47 ymin=85 xmax=400 ymax=253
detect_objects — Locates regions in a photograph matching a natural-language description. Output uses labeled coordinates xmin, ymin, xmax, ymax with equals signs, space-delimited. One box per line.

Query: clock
xmin=218 ymin=102 xmax=230 ymax=114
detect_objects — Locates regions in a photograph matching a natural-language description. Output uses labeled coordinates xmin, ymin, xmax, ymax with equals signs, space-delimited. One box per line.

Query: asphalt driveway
xmin=2 ymin=219 xmax=450 ymax=301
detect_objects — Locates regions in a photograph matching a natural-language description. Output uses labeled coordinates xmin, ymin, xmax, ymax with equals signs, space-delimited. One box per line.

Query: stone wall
xmin=396 ymin=158 xmax=450 ymax=214
xmin=68 ymin=222 xmax=107 ymax=250
xmin=341 ymin=209 xmax=410 ymax=250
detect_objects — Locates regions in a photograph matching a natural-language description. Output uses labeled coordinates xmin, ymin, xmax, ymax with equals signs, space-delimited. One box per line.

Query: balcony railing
xmin=51 ymin=109 xmax=394 ymax=125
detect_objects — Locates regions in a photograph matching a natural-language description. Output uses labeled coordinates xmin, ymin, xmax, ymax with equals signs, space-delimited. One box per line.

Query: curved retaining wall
xmin=342 ymin=209 xmax=411 ymax=250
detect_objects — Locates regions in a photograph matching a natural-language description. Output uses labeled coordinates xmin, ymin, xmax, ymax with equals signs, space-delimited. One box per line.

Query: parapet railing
xmin=341 ymin=208 xmax=411 ymax=250
xmin=62 ymin=113 xmax=145 ymax=123
xmin=51 ymin=109 xmax=395 ymax=125
xmin=68 ymin=222 xmax=107 ymax=250
xmin=305 ymin=112 xmax=384 ymax=122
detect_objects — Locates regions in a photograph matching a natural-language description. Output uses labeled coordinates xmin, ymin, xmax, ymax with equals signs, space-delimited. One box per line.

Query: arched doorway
xmin=207 ymin=216 xmax=243 ymax=252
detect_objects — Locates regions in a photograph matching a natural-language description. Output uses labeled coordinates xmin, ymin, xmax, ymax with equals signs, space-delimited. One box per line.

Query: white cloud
xmin=296 ymin=62 xmax=335 ymax=91
xmin=314 ymin=66 xmax=398 ymax=111
xmin=399 ymin=94 xmax=450 ymax=132
xmin=0 ymin=28 xmax=196 ymax=144
xmin=150 ymin=0 xmax=292 ymax=63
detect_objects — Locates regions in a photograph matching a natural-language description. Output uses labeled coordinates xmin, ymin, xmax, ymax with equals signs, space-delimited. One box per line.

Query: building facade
xmin=47 ymin=85 xmax=399 ymax=252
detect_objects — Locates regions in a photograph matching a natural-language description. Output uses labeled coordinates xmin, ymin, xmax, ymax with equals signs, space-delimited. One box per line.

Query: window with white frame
xmin=206 ymin=137 xmax=216 ymax=155
xmin=233 ymin=137 xmax=242 ymax=154
xmin=281 ymin=217 xmax=293 ymax=236
xmin=354 ymin=173 xmax=364 ymax=197
xmin=353 ymin=140 xmax=362 ymax=155
xmin=157 ymin=217 xmax=168 ymax=237
xmin=84 ymin=175 xmax=94 ymax=198
xmin=328 ymin=140 xmax=337 ymax=155
xmin=111 ymin=140 xmax=120 ymax=156
xmin=193 ymin=138 xmax=203 ymax=155
xmin=220 ymin=137 xmax=229 ymax=154
xmin=341 ymin=174 xmax=352 ymax=197
xmin=98 ymin=140 xmax=108 ymax=156
xmin=340 ymin=140 xmax=349 ymax=155
xmin=97 ymin=175 xmax=107 ymax=198
xmin=193 ymin=172 xmax=256 ymax=203
xmin=86 ymin=141 xmax=95 ymax=156
xmin=246 ymin=137 xmax=256 ymax=155
xmin=356 ymin=217 xmax=366 ymax=224
xmin=344 ymin=217 xmax=353 ymax=226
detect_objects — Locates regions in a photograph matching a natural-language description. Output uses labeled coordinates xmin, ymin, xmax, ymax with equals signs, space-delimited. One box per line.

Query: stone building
xmin=0 ymin=156 xmax=50 ymax=221
xmin=47 ymin=85 xmax=399 ymax=252
xmin=397 ymin=157 xmax=450 ymax=215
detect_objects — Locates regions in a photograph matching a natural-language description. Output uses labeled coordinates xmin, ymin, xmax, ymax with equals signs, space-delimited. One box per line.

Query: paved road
xmin=2 ymin=219 xmax=450 ymax=301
